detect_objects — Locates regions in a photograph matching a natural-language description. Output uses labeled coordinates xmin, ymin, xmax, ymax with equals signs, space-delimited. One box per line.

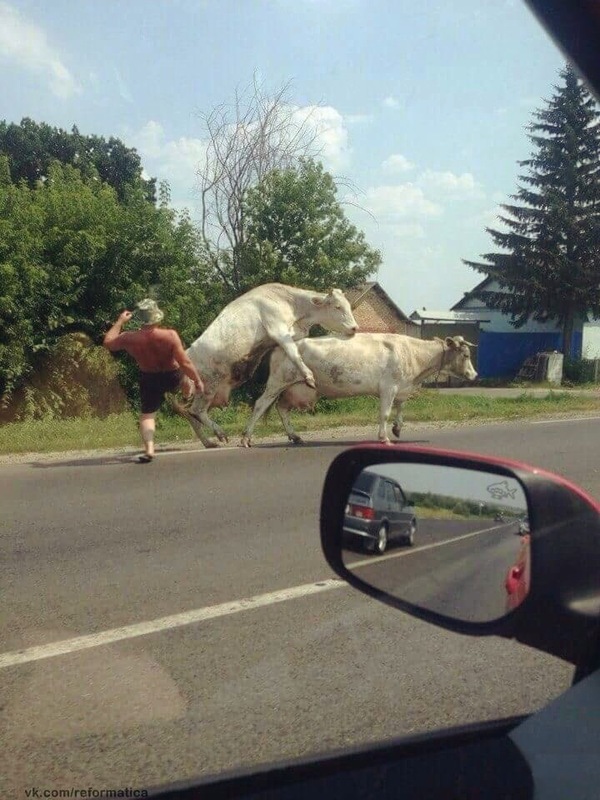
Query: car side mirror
xmin=320 ymin=445 xmax=600 ymax=674
xmin=339 ymin=461 xmax=530 ymax=622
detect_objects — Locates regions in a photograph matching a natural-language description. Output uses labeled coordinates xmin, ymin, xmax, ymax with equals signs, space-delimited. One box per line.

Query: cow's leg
xmin=169 ymin=392 xmax=229 ymax=448
xmin=276 ymin=400 xmax=303 ymax=445
xmin=167 ymin=395 xmax=219 ymax=448
xmin=192 ymin=397 xmax=229 ymax=444
xmin=271 ymin=332 xmax=316 ymax=388
xmin=391 ymin=399 xmax=404 ymax=439
xmin=378 ymin=386 xmax=398 ymax=444
xmin=240 ymin=384 xmax=288 ymax=447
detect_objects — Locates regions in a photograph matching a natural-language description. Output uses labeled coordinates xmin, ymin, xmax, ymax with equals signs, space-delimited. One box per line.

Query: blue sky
xmin=0 ymin=0 xmax=567 ymax=315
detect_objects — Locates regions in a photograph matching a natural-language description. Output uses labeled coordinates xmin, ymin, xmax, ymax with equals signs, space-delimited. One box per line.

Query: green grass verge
xmin=1 ymin=389 xmax=599 ymax=456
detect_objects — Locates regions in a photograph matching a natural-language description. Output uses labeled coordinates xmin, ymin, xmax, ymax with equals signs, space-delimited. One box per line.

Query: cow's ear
xmin=445 ymin=336 xmax=457 ymax=349
xmin=311 ymin=295 xmax=325 ymax=306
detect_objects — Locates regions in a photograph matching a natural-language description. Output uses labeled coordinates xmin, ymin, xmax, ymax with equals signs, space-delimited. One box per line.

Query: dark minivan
xmin=343 ymin=470 xmax=417 ymax=555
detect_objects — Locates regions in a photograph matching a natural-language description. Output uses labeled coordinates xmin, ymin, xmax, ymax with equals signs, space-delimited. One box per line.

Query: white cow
xmin=172 ymin=283 xmax=358 ymax=447
xmin=240 ymin=333 xmax=478 ymax=446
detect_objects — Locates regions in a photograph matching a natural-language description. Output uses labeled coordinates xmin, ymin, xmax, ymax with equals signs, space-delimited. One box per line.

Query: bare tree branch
xmin=195 ymin=75 xmax=322 ymax=294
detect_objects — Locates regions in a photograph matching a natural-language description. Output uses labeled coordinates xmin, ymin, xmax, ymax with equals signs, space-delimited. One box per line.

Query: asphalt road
xmin=2 ymin=414 xmax=600 ymax=797
xmin=345 ymin=518 xmax=525 ymax=622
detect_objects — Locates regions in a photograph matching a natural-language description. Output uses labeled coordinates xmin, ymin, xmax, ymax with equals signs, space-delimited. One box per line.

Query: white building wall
xmin=458 ymin=299 xmax=564 ymax=334
xmin=582 ymin=323 xmax=600 ymax=358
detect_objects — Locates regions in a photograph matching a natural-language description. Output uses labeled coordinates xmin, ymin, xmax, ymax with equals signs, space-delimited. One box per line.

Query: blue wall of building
xmin=478 ymin=331 xmax=582 ymax=378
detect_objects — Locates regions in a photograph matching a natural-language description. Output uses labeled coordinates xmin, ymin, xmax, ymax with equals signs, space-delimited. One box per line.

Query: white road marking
xmin=348 ymin=524 xmax=503 ymax=570
xmin=0 ymin=579 xmax=344 ymax=670
xmin=531 ymin=417 xmax=600 ymax=425
xmin=0 ymin=525 xmax=506 ymax=670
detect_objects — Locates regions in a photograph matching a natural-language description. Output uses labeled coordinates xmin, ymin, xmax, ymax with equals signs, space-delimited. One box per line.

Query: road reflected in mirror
xmin=342 ymin=464 xmax=530 ymax=623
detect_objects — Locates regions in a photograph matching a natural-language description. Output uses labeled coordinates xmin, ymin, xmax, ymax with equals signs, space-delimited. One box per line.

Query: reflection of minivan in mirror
xmin=343 ymin=469 xmax=417 ymax=555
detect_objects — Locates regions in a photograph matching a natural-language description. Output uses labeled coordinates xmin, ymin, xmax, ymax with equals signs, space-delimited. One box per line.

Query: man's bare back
xmin=104 ymin=311 xmax=203 ymax=388
xmin=110 ymin=326 xmax=183 ymax=372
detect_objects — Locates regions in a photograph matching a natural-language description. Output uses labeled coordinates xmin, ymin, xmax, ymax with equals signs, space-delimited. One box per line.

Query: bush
xmin=0 ymin=333 xmax=130 ymax=421
xmin=562 ymin=357 xmax=597 ymax=385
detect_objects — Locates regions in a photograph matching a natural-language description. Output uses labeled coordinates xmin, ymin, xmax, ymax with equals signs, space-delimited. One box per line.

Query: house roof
xmin=451 ymin=277 xmax=494 ymax=310
xmin=345 ymin=282 xmax=416 ymax=324
xmin=409 ymin=309 xmax=491 ymax=323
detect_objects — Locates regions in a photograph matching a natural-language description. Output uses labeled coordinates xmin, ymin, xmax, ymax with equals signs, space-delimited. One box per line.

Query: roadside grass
xmin=1 ymin=389 xmax=599 ymax=456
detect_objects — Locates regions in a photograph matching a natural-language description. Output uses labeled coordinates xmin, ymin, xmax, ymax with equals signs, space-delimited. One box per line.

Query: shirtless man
xmin=104 ymin=299 xmax=204 ymax=462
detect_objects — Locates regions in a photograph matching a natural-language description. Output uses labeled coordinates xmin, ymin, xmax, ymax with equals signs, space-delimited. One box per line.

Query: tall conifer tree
xmin=464 ymin=66 xmax=600 ymax=356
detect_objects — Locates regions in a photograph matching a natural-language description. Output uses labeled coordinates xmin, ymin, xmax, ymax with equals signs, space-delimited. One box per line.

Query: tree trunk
xmin=562 ymin=313 xmax=575 ymax=358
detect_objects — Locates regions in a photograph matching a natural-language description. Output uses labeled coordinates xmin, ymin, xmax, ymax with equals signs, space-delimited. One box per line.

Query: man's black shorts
xmin=139 ymin=369 xmax=182 ymax=414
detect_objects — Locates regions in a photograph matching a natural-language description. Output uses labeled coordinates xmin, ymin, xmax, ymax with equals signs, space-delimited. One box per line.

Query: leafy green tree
xmin=0 ymin=117 xmax=156 ymax=202
xmin=464 ymin=66 xmax=600 ymax=356
xmin=0 ymin=154 xmax=46 ymax=399
xmin=0 ymin=163 xmax=209 ymax=405
xmin=240 ymin=158 xmax=381 ymax=292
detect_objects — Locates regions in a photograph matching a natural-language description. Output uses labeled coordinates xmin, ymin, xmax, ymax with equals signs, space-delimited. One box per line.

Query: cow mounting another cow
xmin=171 ymin=283 xmax=358 ymax=447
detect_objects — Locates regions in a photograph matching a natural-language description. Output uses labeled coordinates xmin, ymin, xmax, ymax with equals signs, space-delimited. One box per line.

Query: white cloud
xmin=360 ymin=184 xmax=442 ymax=221
xmin=114 ymin=67 xmax=133 ymax=103
xmin=382 ymin=95 xmax=400 ymax=109
xmin=0 ymin=2 xmax=80 ymax=98
xmin=133 ymin=120 xmax=208 ymax=197
xmin=390 ymin=223 xmax=425 ymax=239
xmin=382 ymin=153 xmax=415 ymax=174
xmin=418 ymin=169 xmax=481 ymax=195
xmin=345 ymin=113 xmax=373 ymax=125
xmin=291 ymin=104 xmax=351 ymax=172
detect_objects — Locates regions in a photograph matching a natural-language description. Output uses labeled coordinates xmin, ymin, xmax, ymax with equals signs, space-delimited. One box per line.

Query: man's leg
xmin=140 ymin=412 xmax=156 ymax=459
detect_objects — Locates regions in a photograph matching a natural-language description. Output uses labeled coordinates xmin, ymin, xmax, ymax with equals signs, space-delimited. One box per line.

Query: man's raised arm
xmin=104 ymin=310 xmax=134 ymax=351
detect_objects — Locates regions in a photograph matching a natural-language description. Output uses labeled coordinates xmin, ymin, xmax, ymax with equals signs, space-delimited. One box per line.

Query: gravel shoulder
xmin=2 ymin=408 xmax=600 ymax=466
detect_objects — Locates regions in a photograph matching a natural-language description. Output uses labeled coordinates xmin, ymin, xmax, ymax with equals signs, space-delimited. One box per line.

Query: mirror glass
xmin=342 ymin=463 xmax=530 ymax=622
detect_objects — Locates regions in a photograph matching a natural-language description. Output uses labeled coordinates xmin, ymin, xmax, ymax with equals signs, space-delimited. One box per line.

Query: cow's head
xmin=310 ymin=288 xmax=358 ymax=336
xmin=441 ymin=336 xmax=478 ymax=382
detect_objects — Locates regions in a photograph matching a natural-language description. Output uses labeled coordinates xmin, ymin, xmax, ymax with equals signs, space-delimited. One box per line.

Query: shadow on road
xmin=25 ymin=437 xmax=433 ymax=467
xmin=29 ymin=455 xmax=138 ymax=469
xmin=248 ymin=438 xmax=432 ymax=450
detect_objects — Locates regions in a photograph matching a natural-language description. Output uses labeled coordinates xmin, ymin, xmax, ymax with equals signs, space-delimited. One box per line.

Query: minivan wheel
xmin=373 ymin=524 xmax=388 ymax=555
xmin=405 ymin=520 xmax=417 ymax=547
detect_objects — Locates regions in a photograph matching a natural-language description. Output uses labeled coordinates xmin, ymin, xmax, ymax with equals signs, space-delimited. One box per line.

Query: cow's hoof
xmin=303 ymin=369 xmax=316 ymax=389
xmin=204 ymin=439 xmax=221 ymax=449
xmin=379 ymin=438 xmax=391 ymax=445
xmin=290 ymin=435 xmax=304 ymax=445
xmin=240 ymin=437 xmax=252 ymax=448
xmin=392 ymin=424 xmax=402 ymax=438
